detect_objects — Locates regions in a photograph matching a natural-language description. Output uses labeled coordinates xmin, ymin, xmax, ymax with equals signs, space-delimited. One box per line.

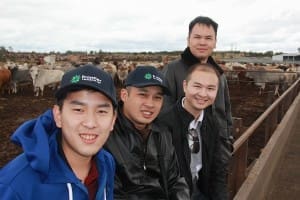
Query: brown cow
xmin=0 ymin=67 xmax=12 ymax=94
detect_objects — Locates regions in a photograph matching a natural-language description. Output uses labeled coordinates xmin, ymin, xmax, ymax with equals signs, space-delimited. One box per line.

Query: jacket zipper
xmin=142 ymin=138 xmax=149 ymax=171
xmin=143 ymin=145 xmax=147 ymax=170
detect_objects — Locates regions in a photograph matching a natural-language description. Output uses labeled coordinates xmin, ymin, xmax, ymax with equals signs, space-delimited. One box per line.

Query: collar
xmin=189 ymin=111 xmax=204 ymax=130
xmin=182 ymin=97 xmax=204 ymax=129
xmin=178 ymin=97 xmax=204 ymax=129
xmin=175 ymin=97 xmax=196 ymax=128
xmin=181 ymin=47 xmax=224 ymax=75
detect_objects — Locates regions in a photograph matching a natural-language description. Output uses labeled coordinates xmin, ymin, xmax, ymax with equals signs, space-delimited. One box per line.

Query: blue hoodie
xmin=0 ymin=109 xmax=115 ymax=200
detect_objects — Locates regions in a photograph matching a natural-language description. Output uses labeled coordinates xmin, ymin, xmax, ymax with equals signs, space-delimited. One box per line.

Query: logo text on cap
xmin=144 ymin=73 xmax=162 ymax=83
xmin=82 ymin=75 xmax=102 ymax=84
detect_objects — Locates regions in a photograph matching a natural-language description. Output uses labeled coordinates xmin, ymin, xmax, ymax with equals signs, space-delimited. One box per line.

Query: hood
xmin=10 ymin=109 xmax=59 ymax=174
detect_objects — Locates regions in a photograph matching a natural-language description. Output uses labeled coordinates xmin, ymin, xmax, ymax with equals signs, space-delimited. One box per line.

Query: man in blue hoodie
xmin=0 ymin=64 xmax=117 ymax=200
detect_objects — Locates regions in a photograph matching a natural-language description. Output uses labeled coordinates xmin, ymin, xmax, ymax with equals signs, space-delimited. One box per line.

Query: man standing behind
xmin=159 ymin=63 xmax=228 ymax=199
xmin=104 ymin=66 xmax=189 ymax=200
xmin=162 ymin=15 xmax=233 ymax=177
xmin=0 ymin=65 xmax=117 ymax=200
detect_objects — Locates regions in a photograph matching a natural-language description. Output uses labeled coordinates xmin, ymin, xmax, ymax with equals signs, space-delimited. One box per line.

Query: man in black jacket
xmin=159 ymin=63 xmax=228 ymax=200
xmin=162 ymin=16 xmax=233 ymax=189
xmin=104 ymin=66 xmax=189 ymax=200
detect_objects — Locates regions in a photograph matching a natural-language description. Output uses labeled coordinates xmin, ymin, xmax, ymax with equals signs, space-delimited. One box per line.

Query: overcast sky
xmin=1 ymin=0 xmax=299 ymax=53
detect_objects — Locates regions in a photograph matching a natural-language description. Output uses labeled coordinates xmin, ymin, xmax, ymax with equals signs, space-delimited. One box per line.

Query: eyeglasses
xmin=188 ymin=128 xmax=200 ymax=153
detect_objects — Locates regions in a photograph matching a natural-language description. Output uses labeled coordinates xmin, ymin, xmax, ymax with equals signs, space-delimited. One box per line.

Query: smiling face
xmin=120 ymin=86 xmax=163 ymax=130
xmin=187 ymin=23 xmax=217 ymax=63
xmin=183 ymin=69 xmax=219 ymax=117
xmin=53 ymin=90 xmax=116 ymax=161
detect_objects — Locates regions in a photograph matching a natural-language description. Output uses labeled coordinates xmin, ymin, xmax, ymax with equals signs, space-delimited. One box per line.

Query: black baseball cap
xmin=55 ymin=64 xmax=117 ymax=107
xmin=124 ymin=66 xmax=170 ymax=95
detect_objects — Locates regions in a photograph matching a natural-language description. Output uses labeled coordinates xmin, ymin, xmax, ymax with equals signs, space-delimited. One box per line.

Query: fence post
xmin=264 ymin=92 xmax=277 ymax=144
xmin=228 ymin=117 xmax=244 ymax=199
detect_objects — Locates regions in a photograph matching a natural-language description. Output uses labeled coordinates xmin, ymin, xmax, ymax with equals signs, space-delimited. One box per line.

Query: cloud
xmin=0 ymin=0 xmax=299 ymax=53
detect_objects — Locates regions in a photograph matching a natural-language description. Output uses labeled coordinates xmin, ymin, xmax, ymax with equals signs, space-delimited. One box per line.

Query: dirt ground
xmin=0 ymin=81 xmax=270 ymax=167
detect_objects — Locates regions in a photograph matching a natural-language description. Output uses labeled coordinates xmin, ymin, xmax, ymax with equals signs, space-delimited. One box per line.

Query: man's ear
xmin=120 ymin=88 xmax=128 ymax=102
xmin=183 ymin=80 xmax=187 ymax=94
xmin=214 ymin=38 xmax=217 ymax=49
xmin=186 ymin=36 xmax=190 ymax=47
xmin=110 ymin=112 xmax=117 ymax=131
xmin=52 ymin=105 xmax=62 ymax=128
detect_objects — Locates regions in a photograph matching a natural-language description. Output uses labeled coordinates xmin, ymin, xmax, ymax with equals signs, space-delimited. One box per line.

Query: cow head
xmin=29 ymin=66 xmax=39 ymax=85
xmin=116 ymin=62 xmax=129 ymax=82
xmin=102 ymin=63 xmax=117 ymax=79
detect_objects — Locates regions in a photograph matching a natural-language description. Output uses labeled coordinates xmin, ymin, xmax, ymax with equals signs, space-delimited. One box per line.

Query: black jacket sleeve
xmin=159 ymin=127 xmax=190 ymax=200
xmin=209 ymin=118 xmax=230 ymax=200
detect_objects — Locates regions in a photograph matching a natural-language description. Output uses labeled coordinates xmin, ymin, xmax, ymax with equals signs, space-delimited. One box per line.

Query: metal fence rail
xmin=228 ymin=77 xmax=300 ymax=199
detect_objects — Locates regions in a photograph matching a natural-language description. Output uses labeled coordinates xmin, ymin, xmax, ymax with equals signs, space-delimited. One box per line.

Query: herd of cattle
xmin=0 ymin=60 xmax=163 ymax=97
xmin=221 ymin=62 xmax=299 ymax=96
xmin=0 ymin=59 xmax=299 ymax=97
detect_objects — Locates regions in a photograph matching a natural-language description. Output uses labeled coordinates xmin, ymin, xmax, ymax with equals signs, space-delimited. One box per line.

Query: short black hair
xmin=185 ymin=63 xmax=221 ymax=82
xmin=188 ymin=16 xmax=218 ymax=37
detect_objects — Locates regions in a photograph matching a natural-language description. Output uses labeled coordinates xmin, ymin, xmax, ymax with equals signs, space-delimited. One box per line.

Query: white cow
xmin=101 ymin=62 xmax=117 ymax=78
xmin=43 ymin=55 xmax=56 ymax=66
xmin=245 ymin=70 xmax=296 ymax=96
xmin=30 ymin=66 xmax=64 ymax=96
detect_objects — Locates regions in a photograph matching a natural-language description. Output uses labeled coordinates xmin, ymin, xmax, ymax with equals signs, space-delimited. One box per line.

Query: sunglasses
xmin=188 ymin=128 xmax=200 ymax=153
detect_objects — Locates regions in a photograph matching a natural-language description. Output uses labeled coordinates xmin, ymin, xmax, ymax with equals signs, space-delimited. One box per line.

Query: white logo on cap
xmin=152 ymin=75 xmax=162 ymax=83
xmin=82 ymin=75 xmax=102 ymax=84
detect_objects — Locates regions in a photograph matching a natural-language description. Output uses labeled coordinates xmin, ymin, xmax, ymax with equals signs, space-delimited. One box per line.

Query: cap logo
xmin=144 ymin=73 xmax=152 ymax=80
xmin=70 ymin=74 xmax=102 ymax=84
xmin=153 ymin=75 xmax=163 ymax=83
xmin=144 ymin=73 xmax=163 ymax=83
xmin=71 ymin=75 xmax=80 ymax=83
xmin=82 ymin=75 xmax=102 ymax=84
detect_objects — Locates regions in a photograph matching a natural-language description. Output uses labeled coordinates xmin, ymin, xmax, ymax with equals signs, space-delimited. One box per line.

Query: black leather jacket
xmin=162 ymin=48 xmax=234 ymax=185
xmin=162 ymin=47 xmax=234 ymax=145
xmin=104 ymin=104 xmax=190 ymax=200
xmin=158 ymin=99 xmax=229 ymax=200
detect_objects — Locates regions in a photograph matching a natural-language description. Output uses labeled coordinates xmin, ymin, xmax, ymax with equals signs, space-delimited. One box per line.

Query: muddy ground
xmin=0 ymin=81 xmax=271 ymax=167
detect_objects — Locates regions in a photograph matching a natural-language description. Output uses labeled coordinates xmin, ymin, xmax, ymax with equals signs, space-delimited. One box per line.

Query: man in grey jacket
xmin=162 ymin=15 xmax=233 ymax=181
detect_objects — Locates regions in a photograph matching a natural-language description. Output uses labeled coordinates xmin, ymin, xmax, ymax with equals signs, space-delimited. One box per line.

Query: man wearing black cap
xmin=0 ymin=65 xmax=117 ymax=200
xmin=104 ymin=66 xmax=190 ymax=200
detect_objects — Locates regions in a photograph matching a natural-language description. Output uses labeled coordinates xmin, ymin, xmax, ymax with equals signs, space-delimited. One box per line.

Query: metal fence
xmin=228 ymin=77 xmax=300 ymax=199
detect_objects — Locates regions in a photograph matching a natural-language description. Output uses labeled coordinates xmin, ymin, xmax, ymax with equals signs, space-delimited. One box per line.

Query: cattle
xmin=30 ymin=66 xmax=64 ymax=96
xmin=245 ymin=70 xmax=297 ymax=96
xmin=101 ymin=62 xmax=117 ymax=79
xmin=0 ymin=67 xmax=11 ymax=94
xmin=43 ymin=55 xmax=56 ymax=66
xmin=16 ymin=63 xmax=29 ymax=70
xmin=136 ymin=61 xmax=164 ymax=71
xmin=9 ymin=67 xmax=32 ymax=94
xmin=113 ymin=62 xmax=130 ymax=100
xmin=220 ymin=62 xmax=247 ymax=84
xmin=282 ymin=72 xmax=298 ymax=89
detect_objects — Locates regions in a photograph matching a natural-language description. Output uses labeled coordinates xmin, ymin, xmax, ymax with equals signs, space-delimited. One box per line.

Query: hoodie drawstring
xmin=66 ymin=183 xmax=107 ymax=200
xmin=67 ymin=183 xmax=73 ymax=200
